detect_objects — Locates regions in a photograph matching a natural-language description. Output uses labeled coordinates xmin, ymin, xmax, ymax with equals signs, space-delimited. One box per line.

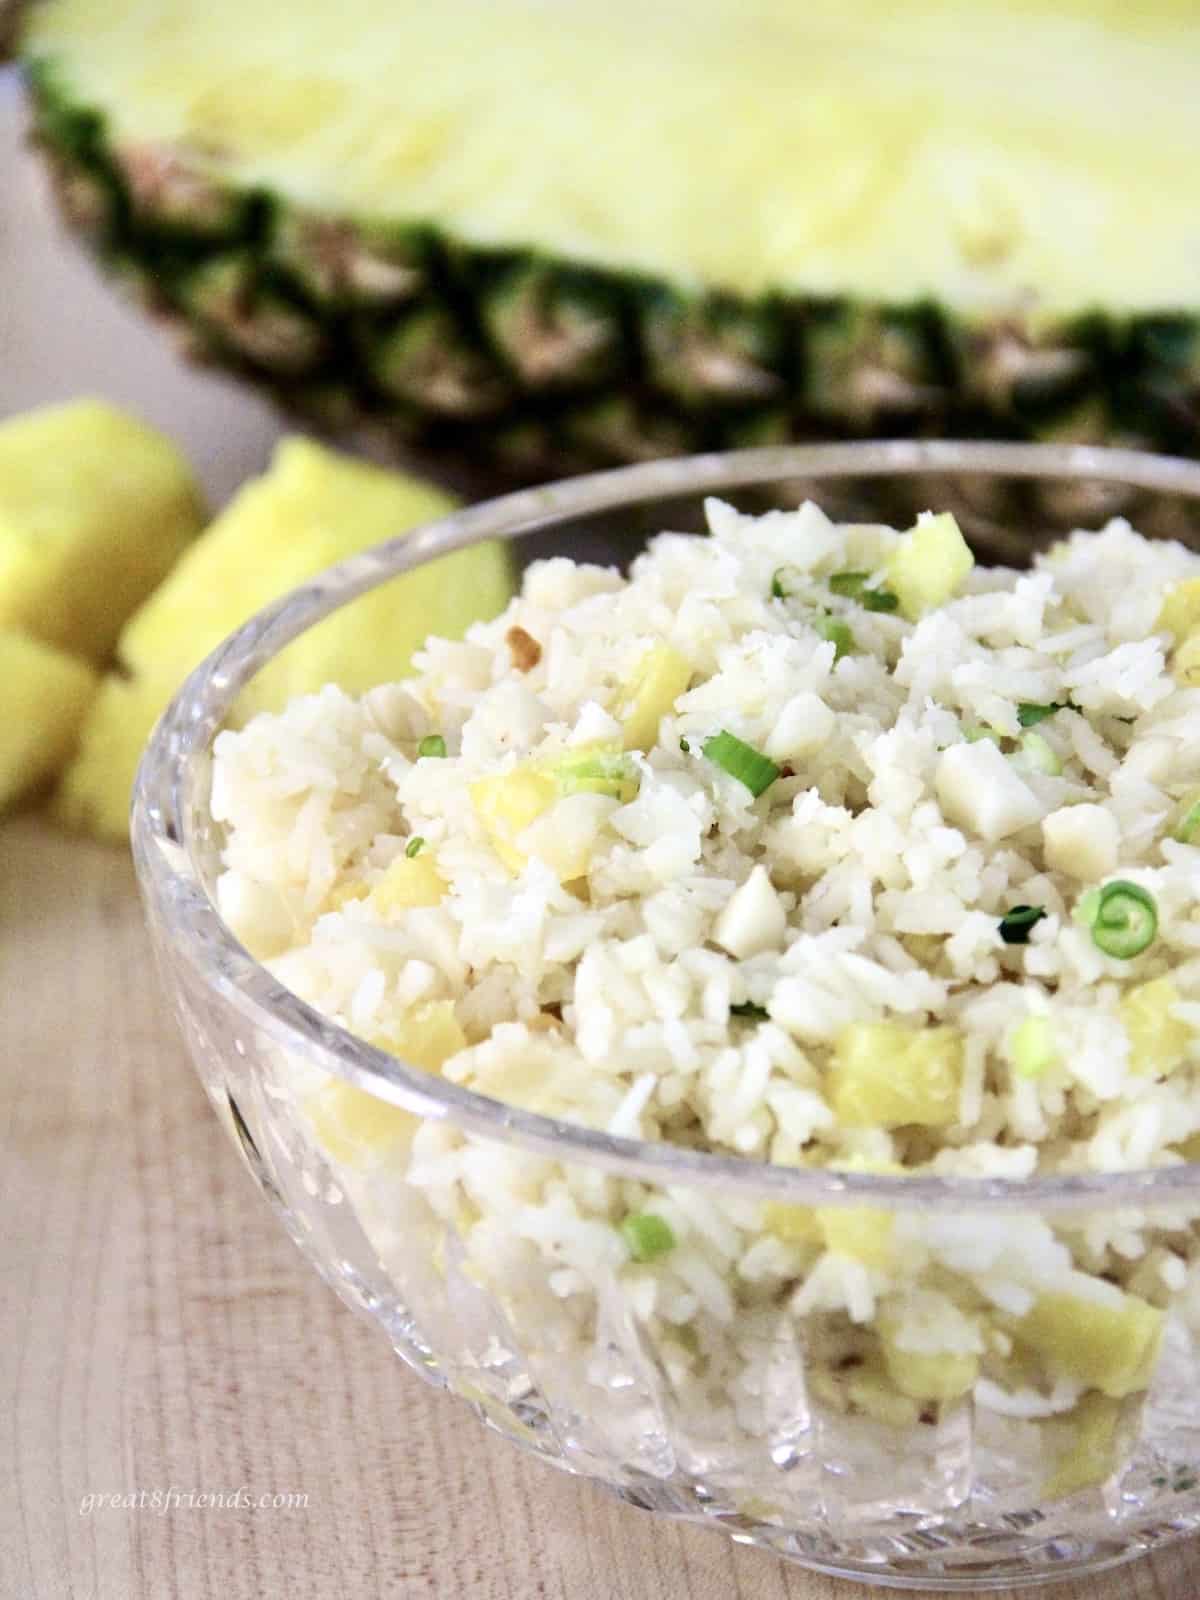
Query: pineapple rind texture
xmin=21 ymin=4 xmax=1200 ymax=477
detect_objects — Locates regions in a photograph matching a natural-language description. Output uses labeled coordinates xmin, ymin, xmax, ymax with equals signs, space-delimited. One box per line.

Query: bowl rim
xmin=133 ymin=438 xmax=1200 ymax=1212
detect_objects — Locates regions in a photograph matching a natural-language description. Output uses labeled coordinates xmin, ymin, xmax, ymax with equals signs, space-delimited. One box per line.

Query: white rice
xmin=211 ymin=499 xmax=1200 ymax=1470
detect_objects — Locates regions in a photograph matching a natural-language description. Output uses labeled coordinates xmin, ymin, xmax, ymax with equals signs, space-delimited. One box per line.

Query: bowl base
xmin=613 ymin=1486 xmax=1200 ymax=1591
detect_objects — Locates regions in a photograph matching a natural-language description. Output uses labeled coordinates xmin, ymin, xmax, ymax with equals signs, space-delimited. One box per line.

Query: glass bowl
xmin=133 ymin=440 xmax=1200 ymax=1592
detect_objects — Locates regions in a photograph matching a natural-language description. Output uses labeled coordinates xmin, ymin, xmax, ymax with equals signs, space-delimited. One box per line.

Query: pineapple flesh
xmin=56 ymin=437 xmax=514 ymax=839
xmin=0 ymin=628 xmax=97 ymax=810
xmin=20 ymin=0 xmax=1200 ymax=476
xmin=0 ymin=399 xmax=204 ymax=661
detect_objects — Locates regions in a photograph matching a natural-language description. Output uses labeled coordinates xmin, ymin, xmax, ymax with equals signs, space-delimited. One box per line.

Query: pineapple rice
xmin=210 ymin=499 xmax=1200 ymax=1461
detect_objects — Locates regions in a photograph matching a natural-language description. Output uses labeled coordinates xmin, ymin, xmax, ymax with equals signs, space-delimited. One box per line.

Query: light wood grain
xmin=3 ymin=815 xmax=1200 ymax=1600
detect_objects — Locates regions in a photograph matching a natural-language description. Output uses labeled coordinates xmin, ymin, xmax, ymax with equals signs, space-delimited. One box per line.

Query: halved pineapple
xmin=21 ymin=0 xmax=1200 ymax=476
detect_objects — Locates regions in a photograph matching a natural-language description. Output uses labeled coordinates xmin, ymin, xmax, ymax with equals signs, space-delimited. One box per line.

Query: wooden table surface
xmin=4 ymin=815 xmax=1200 ymax=1600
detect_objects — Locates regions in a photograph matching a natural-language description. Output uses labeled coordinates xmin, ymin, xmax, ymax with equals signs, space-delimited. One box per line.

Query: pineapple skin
xmin=23 ymin=62 xmax=1200 ymax=481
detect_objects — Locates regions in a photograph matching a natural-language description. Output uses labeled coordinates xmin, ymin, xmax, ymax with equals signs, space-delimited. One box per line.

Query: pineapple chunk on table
xmin=0 ymin=400 xmax=204 ymax=661
xmin=0 ymin=628 xmax=97 ymax=810
xmin=56 ymin=437 xmax=515 ymax=840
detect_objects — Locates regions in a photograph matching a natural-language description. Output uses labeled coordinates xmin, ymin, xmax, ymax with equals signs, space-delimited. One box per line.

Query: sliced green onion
xmin=620 ymin=1212 xmax=676 ymax=1262
xmin=1017 ymin=700 xmax=1073 ymax=728
xmin=815 ymin=615 xmax=855 ymax=661
xmin=417 ymin=734 xmax=447 ymax=759
xmin=679 ymin=737 xmax=691 ymax=754
xmin=963 ymin=724 xmax=1001 ymax=744
xmin=771 ymin=565 xmax=801 ymax=600
xmin=1078 ymin=880 xmax=1158 ymax=960
xmin=702 ymin=730 xmax=780 ymax=798
xmin=1173 ymin=793 xmax=1200 ymax=844
xmin=730 ymin=1001 xmax=769 ymax=1020
xmin=828 ymin=571 xmax=898 ymax=612
xmin=553 ymin=750 xmax=639 ymax=803
xmin=828 ymin=570 xmax=870 ymax=598
xmin=998 ymin=904 xmax=1047 ymax=945
xmin=405 ymin=836 xmax=425 ymax=858
xmin=1017 ymin=730 xmax=1062 ymax=775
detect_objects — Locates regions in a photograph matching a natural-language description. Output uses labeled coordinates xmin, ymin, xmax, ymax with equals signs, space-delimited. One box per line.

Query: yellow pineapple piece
xmin=469 ymin=767 xmax=558 ymax=874
xmin=374 ymin=999 xmax=467 ymax=1072
xmin=306 ymin=1080 xmax=421 ymax=1165
xmin=0 ymin=399 xmax=204 ymax=660
xmin=828 ymin=1022 xmax=963 ymax=1129
xmin=844 ymin=1364 xmax=923 ymax=1429
xmin=618 ymin=644 xmax=693 ymax=752
xmin=53 ymin=675 xmax=170 ymax=839
xmin=1121 ymin=977 xmax=1191 ymax=1077
xmin=369 ymin=852 xmax=448 ymax=914
xmin=305 ymin=999 xmax=466 ymax=1164
xmin=1017 ymin=1284 xmax=1165 ymax=1399
xmin=878 ymin=1309 xmax=978 ymax=1403
xmin=1043 ymin=1393 xmax=1124 ymax=1499
xmin=884 ymin=512 xmax=975 ymax=621
xmin=0 ymin=628 xmax=97 ymax=810
xmin=818 ymin=1206 xmax=893 ymax=1267
xmin=1157 ymin=577 xmax=1200 ymax=643
xmin=1172 ymin=629 xmax=1200 ymax=687
xmin=762 ymin=1201 xmax=821 ymax=1245
xmin=56 ymin=437 xmax=514 ymax=840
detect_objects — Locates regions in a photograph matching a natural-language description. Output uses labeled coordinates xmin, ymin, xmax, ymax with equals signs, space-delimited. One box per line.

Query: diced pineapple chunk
xmin=1043 ymin=1393 xmax=1124 ymax=1500
xmin=0 ymin=399 xmax=204 ymax=661
xmin=828 ymin=1023 xmax=963 ymax=1129
xmin=1018 ymin=1283 xmax=1165 ymax=1398
xmin=517 ymin=792 xmax=618 ymax=881
xmin=762 ymin=1201 xmax=821 ymax=1245
xmin=618 ymin=644 xmax=693 ymax=752
xmin=469 ymin=766 xmax=558 ymax=874
xmin=0 ymin=628 xmax=97 ymax=810
xmin=878 ymin=1315 xmax=979 ymax=1403
xmin=884 ymin=511 xmax=975 ymax=621
xmin=370 ymin=852 xmax=448 ymax=914
xmin=1121 ymin=976 xmax=1191 ymax=1076
xmin=817 ymin=1206 xmax=893 ymax=1268
xmin=1172 ymin=629 xmax=1200 ymax=687
xmin=1157 ymin=577 xmax=1200 ymax=643
xmin=374 ymin=999 xmax=467 ymax=1072
xmin=845 ymin=1365 xmax=923 ymax=1429
xmin=327 ymin=879 xmax=369 ymax=910
xmin=306 ymin=998 xmax=466 ymax=1166
xmin=306 ymin=1080 xmax=421 ymax=1166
